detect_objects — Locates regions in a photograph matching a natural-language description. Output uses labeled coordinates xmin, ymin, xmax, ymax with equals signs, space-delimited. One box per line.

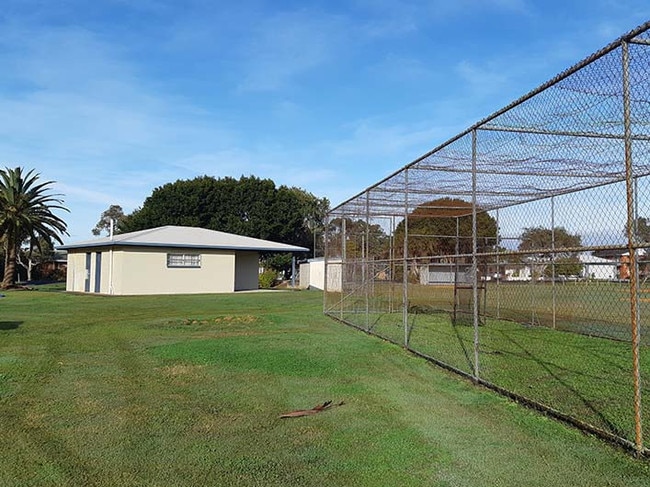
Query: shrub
xmin=258 ymin=269 xmax=277 ymax=289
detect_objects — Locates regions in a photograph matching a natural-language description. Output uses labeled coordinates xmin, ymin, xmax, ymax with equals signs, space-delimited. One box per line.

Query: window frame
xmin=166 ymin=253 xmax=202 ymax=268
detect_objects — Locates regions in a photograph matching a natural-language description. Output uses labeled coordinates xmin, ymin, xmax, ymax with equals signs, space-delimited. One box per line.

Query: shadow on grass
xmin=408 ymin=310 xmax=474 ymax=373
xmin=0 ymin=321 xmax=22 ymax=330
xmin=494 ymin=329 xmax=626 ymax=437
xmin=451 ymin=321 xmax=474 ymax=372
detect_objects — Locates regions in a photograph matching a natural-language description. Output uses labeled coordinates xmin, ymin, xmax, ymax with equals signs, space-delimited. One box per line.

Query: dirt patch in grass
xmin=190 ymin=330 xmax=272 ymax=340
xmin=150 ymin=315 xmax=262 ymax=330
xmin=180 ymin=315 xmax=259 ymax=326
xmin=23 ymin=411 xmax=47 ymax=427
xmin=75 ymin=397 xmax=102 ymax=415
xmin=158 ymin=364 xmax=206 ymax=377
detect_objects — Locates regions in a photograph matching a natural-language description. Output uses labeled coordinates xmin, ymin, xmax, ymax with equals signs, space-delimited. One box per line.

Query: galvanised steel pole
xmin=622 ymin=39 xmax=644 ymax=455
xmin=403 ymin=169 xmax=410 ymax=347
xmin=496 ymin=209 xmax=500 ymax=319
xmin=453 ymin=217 xmax=460 ymax=324
xmin=365 ymin=192 xmax=370 ymax=330
xmin=551 ymin=196 xmax=557 ymax=330
xmin=341 ymin=216 xmax=346 ymax=322
xmin=390 ymin=216 xmax=395 ymax=314
xmin=472 ymin=130 xmax=480 ymax=380
xmin=323 ymin=215 xmax=329 ymax=312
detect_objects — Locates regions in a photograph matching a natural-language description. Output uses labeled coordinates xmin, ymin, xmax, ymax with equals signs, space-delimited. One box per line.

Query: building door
xmin=84 ymin=252 xmax=91 ymax=292
xmin=94 ymin=252 xmax=102 ymax=293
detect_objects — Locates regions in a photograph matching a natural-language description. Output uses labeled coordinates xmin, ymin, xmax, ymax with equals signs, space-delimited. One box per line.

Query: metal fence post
xmin=622 ymin=39 xmax=644 ymax=455
xmin=472 ymin=129 xmax=480 ymax=380
xmin=341 ymin=216 xmax=346 ymax=322
xmin=390 ymin=216 xmax=395 ymax=314
xmin=551 ymin=196 xmax=557 ymax=329
xmin=323 ymin=215 xmax=329 ymax=312
xmin=365 ymin=192 xmax=370 ymax=330
xmin=496 ymin=209 xmax=500 ymax=319
xmin=403 ymin=169 xmax=410 ymax=347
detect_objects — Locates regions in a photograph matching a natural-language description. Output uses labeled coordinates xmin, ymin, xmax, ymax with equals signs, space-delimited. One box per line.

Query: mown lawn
xmin=1 ymin=288 xmax=649 ymax=486
xmin=332 ymin=280 xmax=650 ymax=443
xmin=365 ymin=309 xmax=650 ymax=442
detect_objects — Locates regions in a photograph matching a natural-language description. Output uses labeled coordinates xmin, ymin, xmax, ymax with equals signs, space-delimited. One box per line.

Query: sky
xmin=1 ymin=0 xmax=649 ymax=243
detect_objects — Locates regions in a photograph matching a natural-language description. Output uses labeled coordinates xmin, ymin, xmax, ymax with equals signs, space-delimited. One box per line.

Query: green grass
xmin=333 ymin=280 xmax=650 ymax=340
xmin=369 ymin=310 xmax=649 ymax=439
xmin=1 ymin=288 xmax=649 ymax=486
xmin=329 ymin=280 xmax=650 ymax=444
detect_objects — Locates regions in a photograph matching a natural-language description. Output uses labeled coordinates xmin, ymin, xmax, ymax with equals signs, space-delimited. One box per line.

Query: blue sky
xmin=1 ymin=0 xmax=649 ymax=242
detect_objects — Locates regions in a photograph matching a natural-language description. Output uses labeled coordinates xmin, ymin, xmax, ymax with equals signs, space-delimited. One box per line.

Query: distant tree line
xmin=324 ymin=198 xmax=591 ymax=281
xmin=94 ymin=175 xmax=329 ymax=275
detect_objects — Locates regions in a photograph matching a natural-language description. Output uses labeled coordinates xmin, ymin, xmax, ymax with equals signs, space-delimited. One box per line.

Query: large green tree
xmin=122 ymin=175 xmax=328 ymax=272
xmin=394 ymin=198 xmax=498 ymax=258
xmin=0 ymin=167 xmax=68 ymax=288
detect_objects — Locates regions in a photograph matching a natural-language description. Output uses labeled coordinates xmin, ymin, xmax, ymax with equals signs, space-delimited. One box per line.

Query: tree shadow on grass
xmin=451 ymin=321 xmax=474 ymax=372
xmin=408 ymin=309 xmax=475 ymax=373
xmin=0 ymin=321 xmax=22 ymax=330
xmin=494 ymin=328 xmax=626 ymax=437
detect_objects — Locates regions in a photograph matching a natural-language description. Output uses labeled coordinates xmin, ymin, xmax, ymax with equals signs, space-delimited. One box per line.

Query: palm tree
xmin=0 ymin=167 xmax=68 ymax=288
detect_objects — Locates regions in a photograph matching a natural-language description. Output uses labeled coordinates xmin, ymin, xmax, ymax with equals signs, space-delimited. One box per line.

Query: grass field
xmin=335 ymin=280 xmax=650 ymax=340
xmin=329 ymin=280 xmax=650 ymax=447
xmin=1 ymin=287 xmax=650 ymax=486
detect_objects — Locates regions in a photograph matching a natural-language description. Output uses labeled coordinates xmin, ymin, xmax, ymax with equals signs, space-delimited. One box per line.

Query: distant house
xmin=418 ymin=263 xmax=473 ymax=285
xmin=503 ymin=265 xmax=532 ymax=282
xmin=579 ymin=252 xmax=617 ymax=280
xmin=59 ymin=226 xmax=308 ymax=295
xmin=33 ymin=250 xmax=68 ymax=281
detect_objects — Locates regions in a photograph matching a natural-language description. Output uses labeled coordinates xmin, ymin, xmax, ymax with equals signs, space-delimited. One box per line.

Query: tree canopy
xmin=518 ymin=226 xmax=583 ymax=278
xmin=394 ymin=198 xmax=498 ymax=258
xmin=0 ymin=167 xmax=68 ymax=288
xmin=92 ymin=204 xmax=127 ymax=236
xmin=122 ymin=175 xmax=328 ymax=271
xmin=518 ymin=226 xmax=581 ymax=258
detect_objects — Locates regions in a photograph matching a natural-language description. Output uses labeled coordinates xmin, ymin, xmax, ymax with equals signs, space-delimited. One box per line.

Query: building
xmin=579 ymin=252 xmax=617 ymax=280
xmin=32 ymin=250 xmax=68 ymax=281
xmin=59 ymin=226 xmax=308 ymax=295
xmin=299 ymin=257 xmax=342 ymax=292
xmin=418 ymin=263 xmax=473 ymax=285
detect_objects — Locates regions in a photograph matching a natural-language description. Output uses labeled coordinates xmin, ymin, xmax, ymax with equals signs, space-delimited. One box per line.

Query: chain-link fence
xmin=324 ymin=21 xmax=650 ymax=455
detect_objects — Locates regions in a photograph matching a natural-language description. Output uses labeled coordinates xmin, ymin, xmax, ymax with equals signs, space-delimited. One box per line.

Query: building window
xmin=167 ymin=253 xmax=201 ymax=268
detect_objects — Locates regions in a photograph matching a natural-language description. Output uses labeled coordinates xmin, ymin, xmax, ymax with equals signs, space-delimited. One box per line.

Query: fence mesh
xmin=323 ymin=21 xmax=650 ymax=455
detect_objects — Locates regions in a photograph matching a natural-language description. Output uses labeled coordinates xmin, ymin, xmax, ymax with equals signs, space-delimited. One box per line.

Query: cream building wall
xmin=66 ymin=251 xmax=89 ymax=292
xmin=66 ymin=246 xmax=241 ymax=295
xmin=298 ymin=258 xmax=342 ymax=292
